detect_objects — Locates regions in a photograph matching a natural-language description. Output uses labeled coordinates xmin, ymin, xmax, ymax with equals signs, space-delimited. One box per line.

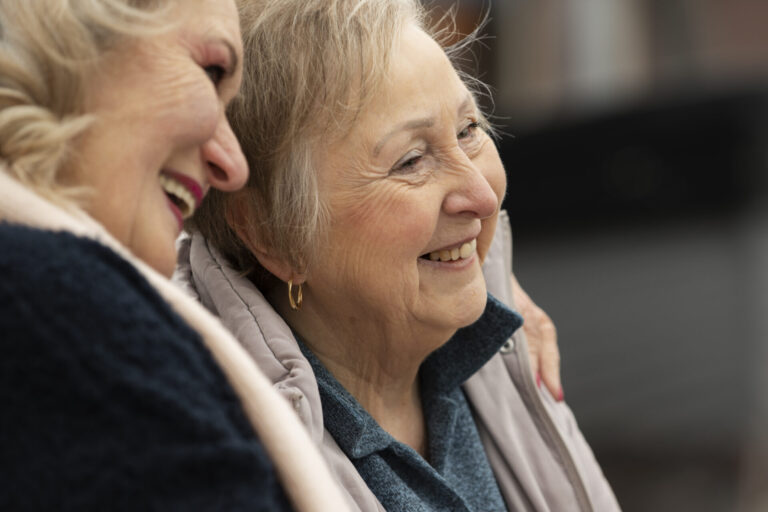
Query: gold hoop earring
xmin=287 ymin=279 xmax=303 ymax=311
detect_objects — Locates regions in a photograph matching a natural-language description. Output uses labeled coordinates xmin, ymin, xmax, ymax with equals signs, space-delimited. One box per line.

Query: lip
xmin=423 ymin=232 xmax=480 ymax=256
xmin=418 ymin=251 xmax=476 ymax=270
xmin=161 ymin=169 xmax=204 ymax=208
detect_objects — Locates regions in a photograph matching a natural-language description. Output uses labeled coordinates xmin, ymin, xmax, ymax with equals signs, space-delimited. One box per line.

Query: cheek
xmin=174 ymin=99 xmax=220 ymax=142
xmin=329 ymin=183 xmax=439 ymax=262
xmin=145 ymin=76 xmax=221 ymax=144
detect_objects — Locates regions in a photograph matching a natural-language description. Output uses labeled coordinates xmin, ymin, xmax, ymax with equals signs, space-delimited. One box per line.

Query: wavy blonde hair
xmin=192 ymin=0 xmax=491 ymax=286
xmin=0 ymin=0 xmax=173 ymax=205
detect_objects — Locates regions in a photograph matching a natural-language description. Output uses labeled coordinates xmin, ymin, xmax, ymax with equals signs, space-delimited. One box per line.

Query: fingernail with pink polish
xmin=557 ymin=388 xmax=564 ymax=402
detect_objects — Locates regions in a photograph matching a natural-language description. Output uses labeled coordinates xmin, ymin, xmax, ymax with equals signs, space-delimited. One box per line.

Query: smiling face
xmin=303 ymin=24 xmax=506 ymax=346
xmin=70 ymin=0 xmax=247 ymax=276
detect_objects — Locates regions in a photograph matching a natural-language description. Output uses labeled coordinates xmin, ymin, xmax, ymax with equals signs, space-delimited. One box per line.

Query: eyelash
xmin=204 ymin=64 xmax=227 ymax=86
xmin=458 ymin=121 xmax=480 ymax=140
xmin=393 ymin=152 xmax=424 ymax=173
xmin=390 ymin=121 xmax=481 ymax=174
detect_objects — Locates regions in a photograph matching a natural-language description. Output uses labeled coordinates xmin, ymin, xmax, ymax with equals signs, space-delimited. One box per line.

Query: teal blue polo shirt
xmin=297 ymin=295 xmax=523 ymax=511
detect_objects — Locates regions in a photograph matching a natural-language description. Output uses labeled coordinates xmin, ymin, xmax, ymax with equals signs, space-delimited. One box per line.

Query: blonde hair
xmin=192 ymin=0 xmax=490 ymax=285
xmin=0 ymin=0 xmax=172 ymax=204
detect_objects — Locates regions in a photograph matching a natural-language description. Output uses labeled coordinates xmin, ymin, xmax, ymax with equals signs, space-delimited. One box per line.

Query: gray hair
xmin=192 ymin=0 xmax=491 ymax=286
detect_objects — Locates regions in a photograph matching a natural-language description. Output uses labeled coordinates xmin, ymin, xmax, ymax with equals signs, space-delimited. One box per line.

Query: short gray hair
xmin=192 ymin=0 xmax=491 ymax=286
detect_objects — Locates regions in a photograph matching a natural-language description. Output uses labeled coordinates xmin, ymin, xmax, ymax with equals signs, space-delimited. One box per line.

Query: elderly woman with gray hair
xmin=177 ymin=0 xmax=621 ymax=510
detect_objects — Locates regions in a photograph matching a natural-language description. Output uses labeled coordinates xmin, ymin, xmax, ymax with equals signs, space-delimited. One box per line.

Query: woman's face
xmin=307 ymin=24 xmax=506 ymax=342
xmin=72 ymin=0 xmax=246 ymax=276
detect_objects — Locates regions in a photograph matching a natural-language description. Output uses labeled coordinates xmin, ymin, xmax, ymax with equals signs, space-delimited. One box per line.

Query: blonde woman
xmin=0 ymin=1 xmax=347 ymax=510
xmin=179 ymin=0 xmax=620 ymax=510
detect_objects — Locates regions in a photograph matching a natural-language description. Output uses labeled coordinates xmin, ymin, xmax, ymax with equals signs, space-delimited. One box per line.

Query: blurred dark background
xmin=428 ymin=1 xmax=768 ymax=510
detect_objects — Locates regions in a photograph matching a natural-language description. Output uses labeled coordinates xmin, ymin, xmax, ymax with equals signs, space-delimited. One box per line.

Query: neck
xmin=268 ymin=284 xmax=452 ymax=458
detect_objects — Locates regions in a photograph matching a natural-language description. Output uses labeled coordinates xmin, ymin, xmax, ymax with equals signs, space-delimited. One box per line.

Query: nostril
xmin=208 ymin=162 xmax=228 ymax=183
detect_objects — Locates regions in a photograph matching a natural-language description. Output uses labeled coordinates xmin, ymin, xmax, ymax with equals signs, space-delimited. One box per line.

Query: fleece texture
xmin=0 ymin=223 xmax=292 ymax=511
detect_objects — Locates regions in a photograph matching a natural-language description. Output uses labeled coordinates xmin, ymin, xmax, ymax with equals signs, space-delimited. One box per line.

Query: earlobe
xmin=252 ymin=247 xmax=300 ymax=285
xmin=224 ymin=194 xmax=304 ymax=284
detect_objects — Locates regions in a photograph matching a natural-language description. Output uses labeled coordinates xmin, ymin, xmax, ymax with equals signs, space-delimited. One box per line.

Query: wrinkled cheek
xmin=156 ymin=84 xmax=221 ymax=144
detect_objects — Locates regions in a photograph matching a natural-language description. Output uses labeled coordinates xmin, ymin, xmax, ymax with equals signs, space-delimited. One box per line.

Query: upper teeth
xmin=428 ymin=239 xmax=477 ymax=262
xmin=159 ymin=174 xmax=195 ymax=219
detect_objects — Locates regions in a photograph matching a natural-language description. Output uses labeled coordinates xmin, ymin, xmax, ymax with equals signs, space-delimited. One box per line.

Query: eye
xmin=458 ymin=121 xmax=480 ymax=140
xmin=204 ymin=64 xmax=226 ymax=86
xmin=399 ymin=155 xmax=422 ymax=170
xmin=391 ymin=152 xmax=424 ymax=174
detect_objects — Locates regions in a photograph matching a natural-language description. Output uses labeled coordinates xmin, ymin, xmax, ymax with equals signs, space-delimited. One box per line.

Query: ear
xmin=224 ymin=193 xmax=305 ymax=284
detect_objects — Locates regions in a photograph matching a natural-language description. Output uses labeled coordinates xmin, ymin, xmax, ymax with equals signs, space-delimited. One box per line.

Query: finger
xmin=512 ymin=273 xmax=543 ymax=387
xmin=510 ymin=273 xmax=532 ymax=309
xmin=525 ymin=316 xmax=542 ymax=388
xmin=538 ymin=318 xmax=563 ymax=401
xmin=527 ymin=343 xmax=540 ymax=387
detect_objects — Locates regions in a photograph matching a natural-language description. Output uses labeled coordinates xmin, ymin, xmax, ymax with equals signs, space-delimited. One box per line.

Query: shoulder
xmin=0 ymin=223 xmax=291 ymax=511
xmin=0 ymin=223 xmax=162 ymax=322
xmin=0 ymin=223 xmax=193 ymax=346
xmin=0 ymin=221 xmax=128 ymax=272
xmin=0 ymin=223 xmax=227 ymax=414
xmin=0 ymin=221 xmax=161 ymax=291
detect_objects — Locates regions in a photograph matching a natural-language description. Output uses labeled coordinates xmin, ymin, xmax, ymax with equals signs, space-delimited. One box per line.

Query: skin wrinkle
xmin=105 ymin=41 xmax=216 ymax=253
xmin=275 ymin=24 xmax=506 ymax=454
xmin=372 ymin=93 xmax=476 ymax=159
xmin=69 ymin=0 xmax=246 ymax=277
xmin=372 ymin=118 xmax=434 ymax=157
xmin=312 ymin=56 xmax=495 ymax=361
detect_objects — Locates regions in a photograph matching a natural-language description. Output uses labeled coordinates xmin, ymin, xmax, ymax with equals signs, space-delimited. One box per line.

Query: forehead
xmin=174 ymin=0 xmax=242 ymax=50
xmin=359 ymin=25 xmax=470 ymax=129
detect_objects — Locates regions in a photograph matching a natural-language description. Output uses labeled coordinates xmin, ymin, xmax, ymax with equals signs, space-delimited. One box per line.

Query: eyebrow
xmin=373 ymin=117 xmax=434 ymax=157
xmin=372 ymin=93 xmax=477 ymax=157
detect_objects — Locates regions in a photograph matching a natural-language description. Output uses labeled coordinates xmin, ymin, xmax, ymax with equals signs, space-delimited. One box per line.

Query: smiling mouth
xmin=420 ymin=239 xmax=477 ymax=262
xmin=159 ymin=172 xmax=199 ymax=220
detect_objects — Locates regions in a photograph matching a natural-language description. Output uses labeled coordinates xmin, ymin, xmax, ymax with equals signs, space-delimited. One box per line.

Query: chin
xmin=445 ymin=281 xmax=489 ymax=331
xmin=156 ymin=254 xmax=178 ymax=278
xmin=129 ymin=225 xmax=180 ymax=278
xmin=137 ymin=247 xmax=177 ymax=278
xmin=463 ymin=289 xmax=489 ymax=326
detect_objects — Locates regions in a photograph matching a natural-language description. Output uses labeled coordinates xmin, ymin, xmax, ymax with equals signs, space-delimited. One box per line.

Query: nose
xmin=201 ymin=116 xmax=249 ymax=191
xmin=442 ymin=157 xmax=499 ymax=219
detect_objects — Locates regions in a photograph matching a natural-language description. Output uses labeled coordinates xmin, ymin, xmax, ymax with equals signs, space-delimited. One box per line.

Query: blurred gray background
xmin=427 ymin=0 xmax=768 ymax=510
